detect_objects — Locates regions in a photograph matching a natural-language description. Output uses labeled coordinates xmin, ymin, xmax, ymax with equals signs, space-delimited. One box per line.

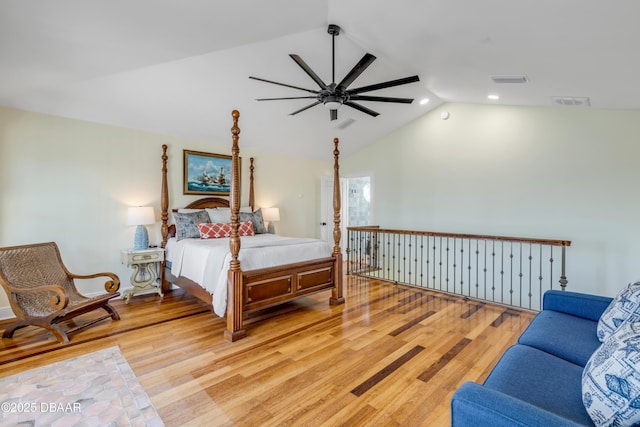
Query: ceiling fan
xmin=249 ymin=24 xmax=420 ymax=121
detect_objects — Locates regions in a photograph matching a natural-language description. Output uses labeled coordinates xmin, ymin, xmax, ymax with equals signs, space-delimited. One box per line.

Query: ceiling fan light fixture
xmin=324 ymin=100 xmax=343 ymax=110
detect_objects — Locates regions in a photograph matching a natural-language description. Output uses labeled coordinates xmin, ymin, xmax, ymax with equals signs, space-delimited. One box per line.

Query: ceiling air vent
xmin=335 ymin=118 xmax=356 ymax=130
xmin=491 ymin=75 xmax=528 ymax=84
xmin=551 ymin=96 xmax=591 ymax=107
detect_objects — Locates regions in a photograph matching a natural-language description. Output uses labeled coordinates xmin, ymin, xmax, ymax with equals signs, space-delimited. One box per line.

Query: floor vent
xmin=551 ymin=96 xmax=591 ymax=107
xmin=491 ymin=75 xmax=528 ymax=84
xmin=335 ymin=118 xmax=356 ymax=130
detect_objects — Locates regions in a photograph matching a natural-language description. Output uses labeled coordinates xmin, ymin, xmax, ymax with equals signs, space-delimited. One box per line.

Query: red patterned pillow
xmin=197 ymin=220 xmax=254 ymax=239
xmin=239 ymin=219 xmax=255 ymax=236
xmin=197 ymin=222 xmax=231 ymax=239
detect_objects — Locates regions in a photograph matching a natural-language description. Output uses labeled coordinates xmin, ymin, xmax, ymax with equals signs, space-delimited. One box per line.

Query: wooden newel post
xmin=225 ymin=110 xmax=246 ymax=341
xmin=330 ymin=137 xmax=345 ymax=305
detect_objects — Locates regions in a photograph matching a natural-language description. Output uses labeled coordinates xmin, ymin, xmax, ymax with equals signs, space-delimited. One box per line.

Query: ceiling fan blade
xmin=337 ymin=53 xmax=376 ymax=91
xmin=290 ymin=101 xmax=322 ymax=116
xmin=330 ymin=109 xmax=338 ymax=121
xmin=249 ymin=76 xmax=319 ymax=94
xmin=344 ymin=101 xmax=380 ymax=117
xmin=348 ymin=75 xmax=420 ymax=95
xmin=256 ymin=96 xmax=318 ymax=101
xmin=290 ymin=54 xmax=328 ymax=89
xmin=349 ymin=95 xmax=414 ymax=104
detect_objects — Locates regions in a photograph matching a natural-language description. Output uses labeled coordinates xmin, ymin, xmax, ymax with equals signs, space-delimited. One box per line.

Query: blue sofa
xmin=451 ymin=290 xmax=613 ymax=426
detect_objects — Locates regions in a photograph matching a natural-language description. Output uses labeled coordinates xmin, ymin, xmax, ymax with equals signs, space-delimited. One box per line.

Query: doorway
xmin=320 ymin=175 xmax=371 ymax=253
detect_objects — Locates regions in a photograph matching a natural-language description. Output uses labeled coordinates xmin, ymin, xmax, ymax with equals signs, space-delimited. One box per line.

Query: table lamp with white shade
xmin=261 ymin=207 xmax=280 ymax=234
xmin=127 ymin=206 xmax=155 ymax=250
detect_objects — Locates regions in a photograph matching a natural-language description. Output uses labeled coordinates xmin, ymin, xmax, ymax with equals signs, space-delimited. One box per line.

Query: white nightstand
xmin=120 ymin=247 xmax=164 ymax=303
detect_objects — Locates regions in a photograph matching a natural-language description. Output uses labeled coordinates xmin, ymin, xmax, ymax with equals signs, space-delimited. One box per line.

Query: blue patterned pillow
xmin=239 ymin=209 xmax=266 ymax=234
xmin=173 ymin=211 xmax=211 ymax=241
xmin=598 ymin=282 xmax=640 ymax=342
xmin=583 ymin=321 xmax=640 ymax=426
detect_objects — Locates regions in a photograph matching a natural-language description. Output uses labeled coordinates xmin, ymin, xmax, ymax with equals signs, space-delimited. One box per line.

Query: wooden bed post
xmin=225 ymin=110 xmax=247 ymax=342
xmin=160 ymin=144 xmax=169 ymax=293
xmin=160 ymin=144 xmax=169 ymax=249
xmin=330 ymin=138 xmax=345 ymax=305
xmin=249 ymin=157 xmax=255 ymax=211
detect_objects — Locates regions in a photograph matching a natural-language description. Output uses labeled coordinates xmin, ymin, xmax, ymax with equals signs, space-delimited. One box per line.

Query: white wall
xmin=0 ymin=106 xmax=330 ymax=313
xmin=4 ymin=102 xmax=638 ymax=313
xmin=342 ymin=103 xmax=640 ymax=297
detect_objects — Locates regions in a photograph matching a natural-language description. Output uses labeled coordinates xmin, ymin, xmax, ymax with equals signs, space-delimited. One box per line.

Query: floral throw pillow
xmin=239 ymin=209 xmax=267 ymax=234
xmin=597 ymin=281 xmax=640 ymax=342
xmin=583 ymin=321 xmax=640 ymax=426
xmin=174 ymin=211 xmax=211 ymax=241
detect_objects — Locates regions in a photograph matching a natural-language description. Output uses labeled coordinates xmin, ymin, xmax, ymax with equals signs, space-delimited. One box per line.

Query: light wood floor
xmin=0 ymin=275 xmax=534 ymax=426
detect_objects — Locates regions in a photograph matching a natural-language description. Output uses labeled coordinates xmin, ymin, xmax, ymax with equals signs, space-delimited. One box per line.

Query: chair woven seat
xmin=0 ymin=242 xmax=121 ymax=343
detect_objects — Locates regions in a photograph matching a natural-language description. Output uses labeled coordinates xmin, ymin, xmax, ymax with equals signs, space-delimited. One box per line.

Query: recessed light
xmin=491 ymin=75 xmax=528 ymax=84
xmin=488 ymin=94 xmax=500 ymax=100
xmin=419 ymin=98 xmax=430 ymax=105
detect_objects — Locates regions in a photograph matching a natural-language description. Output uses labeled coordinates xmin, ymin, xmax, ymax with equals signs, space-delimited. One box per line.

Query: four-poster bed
xmin=160 ymin=110 xmax=344 ymax=341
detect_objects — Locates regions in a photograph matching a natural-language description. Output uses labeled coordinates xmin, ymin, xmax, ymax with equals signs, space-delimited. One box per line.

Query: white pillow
xmin=177 ymin=208 xmax=204 ymax=213
xmin=205 ymin=206 xmax=253 ymax=224
xmin=206 ymin=208 xmax=230 ymax=223
xmin=598 ymin=282 xmax=640 ymax=342
xmin=582 ymin=321 xmax=640 ymax=426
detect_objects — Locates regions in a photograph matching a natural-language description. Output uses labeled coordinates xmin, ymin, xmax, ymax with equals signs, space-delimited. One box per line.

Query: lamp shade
xmin=127 ymin=207 xmax=155 ymax=226
xmin=261 ymin=207 xmax=280 ymax=222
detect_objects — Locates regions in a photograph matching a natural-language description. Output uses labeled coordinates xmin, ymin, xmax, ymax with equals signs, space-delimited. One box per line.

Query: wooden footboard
xmin=242 ymin=257 xmax=336 ymax=311
xmin=162 ymin=256 xmax=337 ymax=313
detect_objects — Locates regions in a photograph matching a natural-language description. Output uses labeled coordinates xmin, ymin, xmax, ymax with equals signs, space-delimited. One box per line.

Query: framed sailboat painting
xmin=183 ymin=150 xmax=238 ymax=195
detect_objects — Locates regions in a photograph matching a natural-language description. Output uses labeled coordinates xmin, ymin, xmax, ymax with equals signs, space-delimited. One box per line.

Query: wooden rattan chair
xmin=0 ymin=242 xmax=121 ymax=343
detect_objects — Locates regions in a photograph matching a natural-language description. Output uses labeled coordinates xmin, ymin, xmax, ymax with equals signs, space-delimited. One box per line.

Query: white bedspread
xmin=166 ymin=234 xmax=332 ymax=316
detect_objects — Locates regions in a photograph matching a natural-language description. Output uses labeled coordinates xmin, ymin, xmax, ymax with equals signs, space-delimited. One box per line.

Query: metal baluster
xmin=500 ymin=241 xmax=505 ymax=304
xmin=445 ymin=237 xmax=450 ymax=292
xmin=383 ymin=233 xmax=389 ymax=279
xmin=527 ymin=243 xmax=532 ymax=309
xmin=419 ymin=235 xmax=424 ymax=288
xmin=509 ymin=242 xmax=514 ymax=306
xmin=549 ymin=246 xmax=554 ymax=290
xmin=433 ymin=238 xmax=437 ymax=290
xmin=538 ymin=245 xmax=543 ymax=309
xmin=474 ymin=239 xmax=478 ymax=298
xmin=483 ymin=240 xmax=488 ymax=300
xmin=452 ymin=238 xmax=457 ymax=294
xmin=560 ymin=244 xmax=568 ymax=290
xmin=492 ymin=241 xmax=496 ymax=302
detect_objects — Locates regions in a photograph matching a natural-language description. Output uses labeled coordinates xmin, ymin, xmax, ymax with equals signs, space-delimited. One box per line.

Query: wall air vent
xmin=335 ymin=118 xmax=356 ymax=130
xmin=491 ymin=75 xmax=528 ymax=84
xmin=551 ymin=96 xmax=591 ymax=107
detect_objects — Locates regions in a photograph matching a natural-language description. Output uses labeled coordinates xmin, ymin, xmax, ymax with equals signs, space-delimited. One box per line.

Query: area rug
xmin=0 ymin=346 xmax=163 ymax=426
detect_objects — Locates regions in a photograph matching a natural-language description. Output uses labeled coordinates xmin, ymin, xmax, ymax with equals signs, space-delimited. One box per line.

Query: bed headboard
xmin=178 ymin=197 xmax=230 ymax=210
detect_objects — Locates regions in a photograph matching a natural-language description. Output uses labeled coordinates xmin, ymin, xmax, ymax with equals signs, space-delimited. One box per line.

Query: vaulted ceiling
xmin=1 ymin=1 xmax=639 ymax=161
